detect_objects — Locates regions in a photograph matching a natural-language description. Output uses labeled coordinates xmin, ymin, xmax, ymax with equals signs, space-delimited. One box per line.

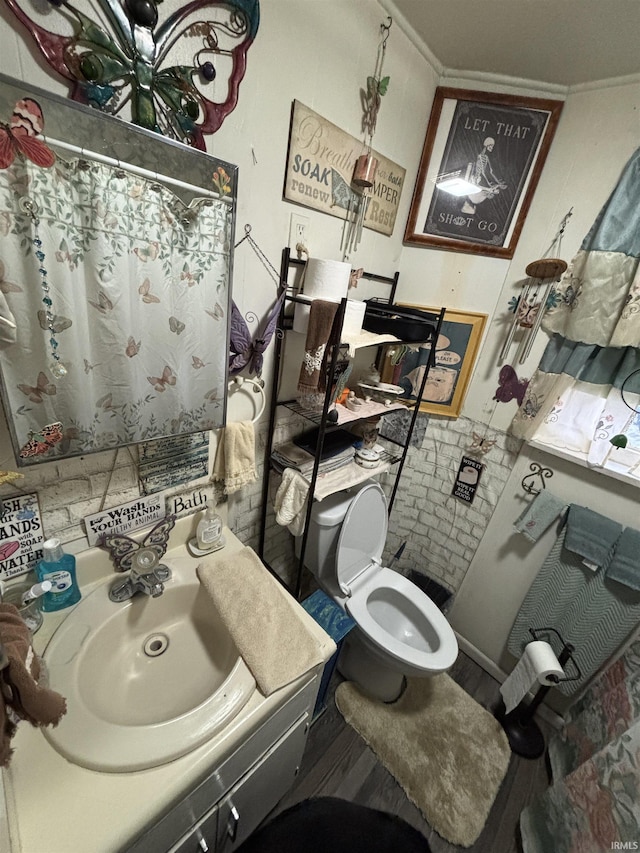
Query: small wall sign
xmin=452 ymin=455 xmax=484 ymax=504
xmin=84 ymin=493 xmax=166 ymax=546
xmin=0 ymin=492 xmax=45 ymax=580
xmin=166 ymin=487 xmax=215 ymax=519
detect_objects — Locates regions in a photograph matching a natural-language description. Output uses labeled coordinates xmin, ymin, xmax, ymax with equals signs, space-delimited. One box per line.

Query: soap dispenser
xmin=35 ymin=538 xmax=81 ymax=612
xmin=191 ymin=504 xmax=225 ymax=555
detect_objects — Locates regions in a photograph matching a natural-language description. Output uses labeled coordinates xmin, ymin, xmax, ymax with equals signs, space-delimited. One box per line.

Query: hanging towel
xmin=297 ymin=299 xmax=340 ymax=395
xmin=196 ymin=546 xmax=327 ymax=695
xmin=508 ymin=525 xmax=640 ymax=695
xmin=563 ymin=504 xmax=622 ymax=569
xmin=0 ymin=604 xmax=66 ymax=766
xmin=273 ymin=468 xmax=309 ymax=536
xmin=514 ymin=491 xmax=567 ymax=543
xmin=606 ymin=526 xmax=640 ymax=590
xmin=213 ymin=421 xmax=257 ymax=495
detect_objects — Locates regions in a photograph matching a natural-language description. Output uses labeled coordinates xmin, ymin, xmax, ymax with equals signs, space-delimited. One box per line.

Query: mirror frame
xmin=0 ymin=72 xmax=236 ymax=465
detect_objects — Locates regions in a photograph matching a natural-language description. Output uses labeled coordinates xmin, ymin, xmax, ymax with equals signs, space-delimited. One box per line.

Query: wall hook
xmin=521 ymin=461 xmax=554 ymax=495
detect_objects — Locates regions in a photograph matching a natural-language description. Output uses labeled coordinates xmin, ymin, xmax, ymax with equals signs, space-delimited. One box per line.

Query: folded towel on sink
xmin=0 ymin=604 xmax=67 ymax=766
xmin=197 ymin=546 xmax=325 ymax=696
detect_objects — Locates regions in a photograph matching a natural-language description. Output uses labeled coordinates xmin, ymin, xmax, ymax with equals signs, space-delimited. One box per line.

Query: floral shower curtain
xmin=520 ymin=635 xmax=640 ymax=852
xmin=511 ymin=146 xmax=640 ymax=473
xmin=0 ymin=156 xmax=231 ymax=464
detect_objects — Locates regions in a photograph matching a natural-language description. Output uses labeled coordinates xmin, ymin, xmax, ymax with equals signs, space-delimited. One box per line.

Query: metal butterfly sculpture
xmin=99 ymin=514 xmax=176 ymax=573
xmin=5 ymin=0 xmax=260 ymax=149
xmin=229 ymin=292 xmax=286 ymax=377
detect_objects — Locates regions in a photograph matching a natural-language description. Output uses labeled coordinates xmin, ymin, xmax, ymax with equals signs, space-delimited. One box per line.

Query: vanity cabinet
xmin=127 ymin=676 xmax=317 ymax=853
xmin=258 ymin=247 xmax=445 ymax=599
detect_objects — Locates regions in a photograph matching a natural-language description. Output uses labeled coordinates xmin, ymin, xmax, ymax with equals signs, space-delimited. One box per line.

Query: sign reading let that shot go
xmin=452 ymin=455 xmax=484 ymax=504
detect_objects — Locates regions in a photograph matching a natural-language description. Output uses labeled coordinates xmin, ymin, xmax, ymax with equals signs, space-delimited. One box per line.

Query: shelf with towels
xmin=258 ymin=246 xmax=446 ymax=599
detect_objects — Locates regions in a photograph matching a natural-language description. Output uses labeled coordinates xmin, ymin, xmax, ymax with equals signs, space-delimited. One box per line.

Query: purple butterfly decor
xmin=229 ymin=290 xmax=286 ymax=377
xmin=494 ymin=365 xmax=529 ymax=407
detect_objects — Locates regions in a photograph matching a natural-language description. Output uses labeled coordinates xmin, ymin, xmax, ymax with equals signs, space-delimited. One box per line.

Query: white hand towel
xmin=213 ymin=421 xmax=257 ymax=494
xmin=274 ymin=468 xmax=309 ymax=536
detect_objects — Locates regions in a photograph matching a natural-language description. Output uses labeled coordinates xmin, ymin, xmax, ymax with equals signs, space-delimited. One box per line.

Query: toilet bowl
xmin=301 ymin=482 xmax=458 ymax=701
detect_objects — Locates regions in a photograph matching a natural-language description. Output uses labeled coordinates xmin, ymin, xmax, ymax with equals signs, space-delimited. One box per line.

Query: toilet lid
xmin=336 ymin=483 xmax=387 ymax=594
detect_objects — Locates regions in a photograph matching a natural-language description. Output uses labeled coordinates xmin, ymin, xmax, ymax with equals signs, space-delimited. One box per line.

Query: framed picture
xmin=404 ymin=88 xmax=563 ymax=258
xmin=382 ymin=306 xmax=487 ymax=417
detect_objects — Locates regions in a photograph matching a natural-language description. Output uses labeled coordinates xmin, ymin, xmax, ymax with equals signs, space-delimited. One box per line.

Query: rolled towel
xmin=196 ymin=546 xmax=326 ymax=696
xmin=0 ymin=604 xmax=66 ymax=766
xmin=606 ymin=526 xmax=640 ymax=590
xmin=513 ymin=490 xmax=567 ymax=543
xmin=564 ymin=505 xmax=622 ymax=569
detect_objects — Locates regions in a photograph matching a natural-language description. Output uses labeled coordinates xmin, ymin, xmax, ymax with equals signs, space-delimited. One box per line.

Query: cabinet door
xmin=169 ymin=803 xmax=218 ymax=853
xmin=216 ymin=713 xmax=309 ymax=852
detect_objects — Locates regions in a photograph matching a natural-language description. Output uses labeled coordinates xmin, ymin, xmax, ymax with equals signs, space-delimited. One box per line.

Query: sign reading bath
xmin=452 ymin=455 xmax=484 ymax=504
xmin=84 ymin=493 xmax=166 ymax=546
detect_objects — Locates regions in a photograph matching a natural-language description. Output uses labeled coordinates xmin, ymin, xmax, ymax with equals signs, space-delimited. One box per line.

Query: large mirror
xmin=0 ymin=72 xmax=236 ymax=466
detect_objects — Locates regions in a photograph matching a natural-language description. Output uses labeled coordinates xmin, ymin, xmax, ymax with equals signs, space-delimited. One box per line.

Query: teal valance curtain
xmin=511 ymin=147 xmax=640 ymax=471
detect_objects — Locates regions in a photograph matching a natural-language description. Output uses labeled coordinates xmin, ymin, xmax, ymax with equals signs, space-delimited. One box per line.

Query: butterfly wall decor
xmin=19 ymin=421 xmax=64 ymax=458
xmin=99 ymin=515 xmax=176 ymax=573
xmin=494 ymin=365 xmax=529 ymax=407
xmin=0 ymin=98 xmax=56 ymax=170
xmin=4 ymin=0 xmax=260 ymax=150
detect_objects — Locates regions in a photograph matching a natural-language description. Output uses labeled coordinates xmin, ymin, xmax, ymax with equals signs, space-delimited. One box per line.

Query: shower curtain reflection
xmin=0 ymin=156 xmax=232 ymax=465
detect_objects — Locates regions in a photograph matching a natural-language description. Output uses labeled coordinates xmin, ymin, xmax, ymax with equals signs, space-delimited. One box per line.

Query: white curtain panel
xmin=0 ymin=157 xmax=231 ymax=463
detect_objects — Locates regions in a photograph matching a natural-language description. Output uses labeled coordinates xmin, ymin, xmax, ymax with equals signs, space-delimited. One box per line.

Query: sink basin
xmin=43 ymin=560 xmax=256 ymax=772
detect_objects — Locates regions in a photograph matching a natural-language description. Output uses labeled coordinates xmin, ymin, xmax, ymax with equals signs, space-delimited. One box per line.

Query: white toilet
xmin=300 ymin=481 xmax=458 ymax=702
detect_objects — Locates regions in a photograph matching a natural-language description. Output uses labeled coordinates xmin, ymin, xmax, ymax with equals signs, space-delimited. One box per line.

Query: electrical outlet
xmin=289 ymin=213 xmax=310 ymax=253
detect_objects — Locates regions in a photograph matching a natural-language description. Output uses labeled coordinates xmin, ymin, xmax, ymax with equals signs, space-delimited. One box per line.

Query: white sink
xmin=43 ymin=561 xmax=256 ymax=772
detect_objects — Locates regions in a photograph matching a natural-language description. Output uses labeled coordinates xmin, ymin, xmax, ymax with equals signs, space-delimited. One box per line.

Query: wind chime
xmin=342 ymin=17 xmax=391 ymax=256
xmin=499 ymin=209 xmax=573 ymax=365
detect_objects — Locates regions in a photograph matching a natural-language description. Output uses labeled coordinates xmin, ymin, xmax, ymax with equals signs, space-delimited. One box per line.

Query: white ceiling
xmin=390 ymin=0 xmax=640 ymax=88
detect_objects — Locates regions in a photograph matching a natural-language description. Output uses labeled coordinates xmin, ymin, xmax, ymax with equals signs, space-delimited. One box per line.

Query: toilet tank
xmin=295 ymin=483 xmax=375 ymax=590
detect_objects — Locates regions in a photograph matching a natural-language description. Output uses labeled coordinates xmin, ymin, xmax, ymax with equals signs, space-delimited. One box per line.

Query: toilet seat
xmin=335 ymin=483 xmax=387 ymax=594
xmin=334 ymin=483 xmax=457 ymax=674
xmin=345 ymin=568 xmax=458 ymax=672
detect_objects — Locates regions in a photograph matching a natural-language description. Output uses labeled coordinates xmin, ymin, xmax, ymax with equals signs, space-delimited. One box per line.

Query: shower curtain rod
xmin=45 ymin=136 xmax=227 ymax=203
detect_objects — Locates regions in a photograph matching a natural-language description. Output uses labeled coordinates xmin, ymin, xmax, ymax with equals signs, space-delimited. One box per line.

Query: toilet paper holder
xmin=497 ymin=627 xmax=581 ymax=760
xmin=527 ymin=626 xmax=581 ymax=684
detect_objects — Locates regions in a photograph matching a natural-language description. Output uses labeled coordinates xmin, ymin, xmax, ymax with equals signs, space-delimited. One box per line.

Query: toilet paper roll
xmin=499 ymin=640 xmax=564 ymax=714
xmin=342 ymin=300 xmax=367 ymax=338
xmin=293 ymin=258 xmax=352 ymax=335
xmin=304 ymin=258 xmax=351 ymax=300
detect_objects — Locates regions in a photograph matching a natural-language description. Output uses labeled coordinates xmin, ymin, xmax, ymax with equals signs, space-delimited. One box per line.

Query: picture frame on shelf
xmin=404 ymin=88 xmax=563 ymax=258
xmin=382 ymin=306 xmax=487 ymax=418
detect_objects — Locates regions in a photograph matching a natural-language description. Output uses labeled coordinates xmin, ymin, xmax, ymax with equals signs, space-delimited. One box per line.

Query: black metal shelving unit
xmin=258 ymin=247 xmax=445 ymax=600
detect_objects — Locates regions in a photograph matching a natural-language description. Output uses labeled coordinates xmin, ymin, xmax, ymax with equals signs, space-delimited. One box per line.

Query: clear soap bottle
xmin=35 ymin=538 xmax=81 ymax=612
xmin=196 ymin=504 xmax=224 ymax=552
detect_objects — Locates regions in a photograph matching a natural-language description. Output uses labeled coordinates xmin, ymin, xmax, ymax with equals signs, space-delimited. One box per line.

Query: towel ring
xmin=521 ymin=462 xmax=554 ymax=495
xmin=227 ymin=377 xmax=266 ymax=424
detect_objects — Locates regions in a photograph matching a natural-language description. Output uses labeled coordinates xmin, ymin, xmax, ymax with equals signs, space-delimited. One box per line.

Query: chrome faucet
xmin=108 ymin=565 xmax=172 ymax=603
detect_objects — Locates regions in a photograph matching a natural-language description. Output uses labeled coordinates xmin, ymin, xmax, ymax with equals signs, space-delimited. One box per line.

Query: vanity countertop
xmin=1 ymin=521 xmax=335 ymax=853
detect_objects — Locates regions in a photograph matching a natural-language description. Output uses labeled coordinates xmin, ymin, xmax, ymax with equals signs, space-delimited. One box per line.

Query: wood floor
xmin=269 ymin=652 xmax=553 ymax=853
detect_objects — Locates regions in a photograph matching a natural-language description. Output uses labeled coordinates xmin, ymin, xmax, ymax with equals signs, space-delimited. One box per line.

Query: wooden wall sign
xmin=284 ymin=100 xmax=406 ymax=237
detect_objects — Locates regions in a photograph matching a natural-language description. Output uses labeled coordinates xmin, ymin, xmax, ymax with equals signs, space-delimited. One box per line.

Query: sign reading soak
xmin=0 ymin=492 xmax=45 ymax=580
xmin=84 ymin=493 xmax=166 ymax=547
xmin=284 ymin=101 xmax=406 ymax=237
